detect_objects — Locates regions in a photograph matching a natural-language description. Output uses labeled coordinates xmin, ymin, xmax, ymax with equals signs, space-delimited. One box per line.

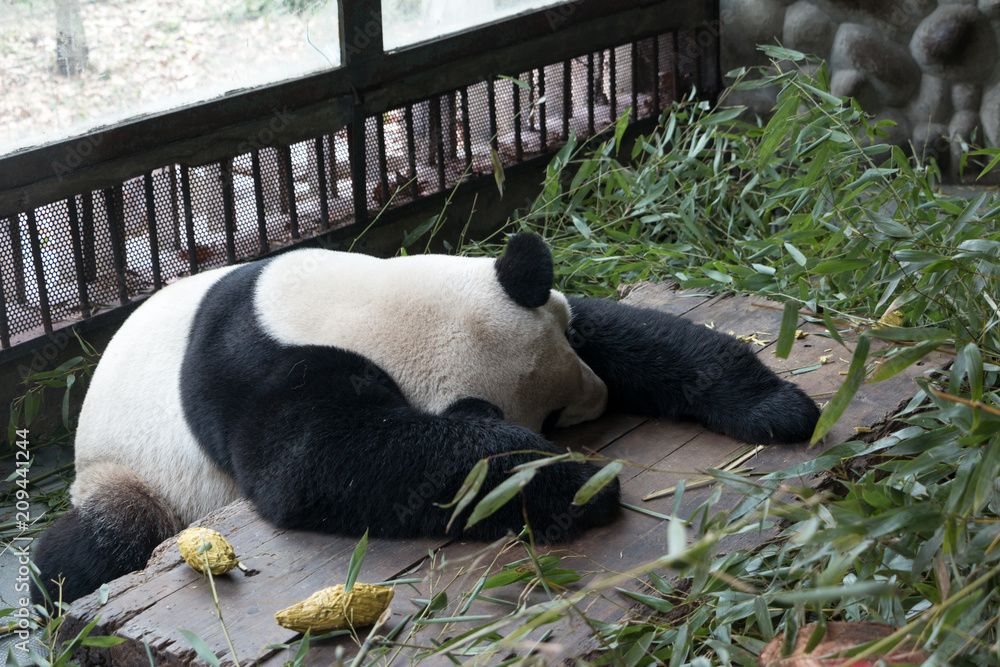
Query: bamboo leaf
xmin=178 ymin=630 xmax=221 ymax=667
xmin=822 ymin=310 xmax=846 ymax=348
xmin=811 ymin=335 xmax=870 ymax=444
xmin=667 ymin=515 xmax=686 ymax=557
xmin=444 ymin=459 xmax=489 ymax=532
xmin=497 ymin=74 xmax=530 ymax=90
xmin=955 ymin=343 xmax=984 ymax=402
xmin=754 ymin=596 xmax=775 ymax=638
xmin=775 ymin=300 xmax=800 ymax=359
xmin=614 ymin=108 xmax=630 ymax=152
xmin=344 ymin=529 xmax=369 ymax=592
xmin=700 ymin=107 xmax=744 ymax=125
xmin=975 ymin=148 xmax=1000 ymax=179
xmin=870 ymin=217 xmax=912 ymax=239
xmin=870 ymin=340 xmax=940 ymax=383
xmin=402 ymin=216 xmax=438 ymax=248
xmin=81 ymin=637 xmax=127 ymax=648
xmin=465 ymin=468 xmax=536 ymax=529
xmin=618 ymin=588 xmax=674 ymax=613
xmin=867 ymin=327 xmax=951 ymax=342
xmin=773 ymin=580 xmax=892 ymax=604
xmin=812 ymin=258 xmax=868 ymax=274
xmin=573 ymin=460 xmax=623 ymax=505
xmin=784 ymin=242 xmax=807 ymax=267
xmin=490 ymin=146 xmax=505 ymax=197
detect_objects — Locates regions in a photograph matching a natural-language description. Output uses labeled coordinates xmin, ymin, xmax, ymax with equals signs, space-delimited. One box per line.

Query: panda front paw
xmin=523 ymin=462 xmax=621 ymax=544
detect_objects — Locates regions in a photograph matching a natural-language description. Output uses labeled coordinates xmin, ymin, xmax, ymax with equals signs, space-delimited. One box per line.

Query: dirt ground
xmin=0 ymin=0 xmax=552 ymax=157
xmin=0 ymin=0 xmax=343 ymax=155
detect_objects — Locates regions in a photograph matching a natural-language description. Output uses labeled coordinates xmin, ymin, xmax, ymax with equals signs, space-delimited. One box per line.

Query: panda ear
xmin=494 ymin=233 xmax=554 ymax=308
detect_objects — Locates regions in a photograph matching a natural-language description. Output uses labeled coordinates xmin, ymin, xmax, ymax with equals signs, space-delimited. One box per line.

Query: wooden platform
xmin=62 ymin=284 xmax=950 ymax=666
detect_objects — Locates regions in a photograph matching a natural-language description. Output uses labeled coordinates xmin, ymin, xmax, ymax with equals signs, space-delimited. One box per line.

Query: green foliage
xmin=345 ymin=529 xmax=369 ymax=593
xmin=8 ymin=332 xmax=98 ymax=444
xmin=21 ymin=570 xmax=127 ymax=667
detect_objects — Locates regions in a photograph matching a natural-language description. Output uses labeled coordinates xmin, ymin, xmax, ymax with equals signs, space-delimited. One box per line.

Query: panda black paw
xmin=457 ymin=457 xmax=621 ymax=543
xmin=719 ymin=381 xmax=821 ymax=445
xmin=523 ymin=462 xmax=621 ymax=543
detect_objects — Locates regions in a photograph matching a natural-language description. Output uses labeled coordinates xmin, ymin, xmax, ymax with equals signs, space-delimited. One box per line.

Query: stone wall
xmin=721 ymin=0 xmax=1000 ymax=181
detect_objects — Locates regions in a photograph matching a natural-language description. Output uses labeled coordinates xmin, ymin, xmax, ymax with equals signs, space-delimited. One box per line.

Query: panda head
xmin=469 ymin=232 xmax=609 ymax=430
xmin=254 ymin=234 xmax=608 ymax=432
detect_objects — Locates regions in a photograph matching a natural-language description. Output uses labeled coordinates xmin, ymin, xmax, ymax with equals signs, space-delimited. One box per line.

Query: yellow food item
xmin=876 ymin=310 xmax=904 ymax=328
xmin=177 ymin=527 xmax=240 ymax=575
xmin=275 ymin=583 xmax=394 ymax=632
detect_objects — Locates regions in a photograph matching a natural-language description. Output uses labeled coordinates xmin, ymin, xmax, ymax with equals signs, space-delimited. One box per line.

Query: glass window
xmin=382 ymin=0 xmax=566 ymax=51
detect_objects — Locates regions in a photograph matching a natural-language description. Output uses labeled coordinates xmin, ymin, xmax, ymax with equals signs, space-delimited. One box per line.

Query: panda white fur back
xmin=34 ymin=233 xmax=821 ymax=606
xmin=73 ymin=267 xmax=241 ymax=525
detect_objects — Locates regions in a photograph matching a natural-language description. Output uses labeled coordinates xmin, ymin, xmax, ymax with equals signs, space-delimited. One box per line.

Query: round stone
xmin=830 ymin=68 xmax=881 ymax=110
xmin=951 ymin=82 xmax=982 ymax=111
xmin=720 ymin=0 xmax=789 ymax=74
xmin=808 ymin=0 xmax=932 ymax=40
xmin=910 ymin=5 xmax=998 ymax=81
xmin=783 ymin=1 xmax=838 ymax=58
xmin=830 ymin=23 xmax=922 ymax=108
xmin=981 ymin=79 xmax=1000 ymax=146
xmin=910 ymin=74 xmax=953 ymax=125
xmin=979 ymin=0 xmax=1000 ymax=20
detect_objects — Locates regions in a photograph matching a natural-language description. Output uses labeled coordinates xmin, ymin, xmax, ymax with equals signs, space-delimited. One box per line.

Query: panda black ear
xmin=494 ymin=233 xmax=553 ymax=309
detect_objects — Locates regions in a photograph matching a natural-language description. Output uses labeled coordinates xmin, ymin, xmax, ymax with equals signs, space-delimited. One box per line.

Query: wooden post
xmin=340 ymin=0 xmax=383 ymax=227
xmin=339 ymin=0 xmax=383 ymax=79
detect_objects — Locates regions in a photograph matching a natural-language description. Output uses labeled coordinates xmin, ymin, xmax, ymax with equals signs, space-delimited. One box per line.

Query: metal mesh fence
xmin=0 ymin=30 xmax=715 ymax=351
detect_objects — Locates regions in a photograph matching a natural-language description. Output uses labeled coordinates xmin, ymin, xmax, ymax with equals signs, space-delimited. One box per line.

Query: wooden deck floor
xmin=63 ymin=284 xmax=950 ymax=666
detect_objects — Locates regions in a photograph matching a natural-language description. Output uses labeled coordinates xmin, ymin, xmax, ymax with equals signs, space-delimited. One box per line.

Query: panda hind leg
xmin=32 ymin=464 xmax=181 ymax=608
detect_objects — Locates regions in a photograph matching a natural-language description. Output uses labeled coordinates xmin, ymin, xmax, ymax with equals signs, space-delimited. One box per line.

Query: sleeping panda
xmin=32 ymin=233 xmax=820 ymax=605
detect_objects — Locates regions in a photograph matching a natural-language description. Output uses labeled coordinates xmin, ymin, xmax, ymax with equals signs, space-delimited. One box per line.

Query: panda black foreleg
xmin=566 ymin=296 xmax=820 ymax=444
xmin=227 ymin=363 xmax=619 ymax=543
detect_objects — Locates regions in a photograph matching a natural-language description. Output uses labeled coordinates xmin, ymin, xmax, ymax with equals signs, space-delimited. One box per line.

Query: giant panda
xmin=32 ymin=233 xmax=820 ymax=605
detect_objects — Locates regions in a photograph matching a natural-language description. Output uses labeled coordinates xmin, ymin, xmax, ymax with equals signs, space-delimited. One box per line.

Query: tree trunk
xmin=55 ymin=0 xmax=88 ymax=76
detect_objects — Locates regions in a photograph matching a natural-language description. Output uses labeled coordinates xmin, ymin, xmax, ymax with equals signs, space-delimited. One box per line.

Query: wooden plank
xmin=64 ymin=499 xmax=443 ymax=666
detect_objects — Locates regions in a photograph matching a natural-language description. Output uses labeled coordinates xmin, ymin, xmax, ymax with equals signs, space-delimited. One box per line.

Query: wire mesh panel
xmin=0 ymin=29 xmax=715 ymax=351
